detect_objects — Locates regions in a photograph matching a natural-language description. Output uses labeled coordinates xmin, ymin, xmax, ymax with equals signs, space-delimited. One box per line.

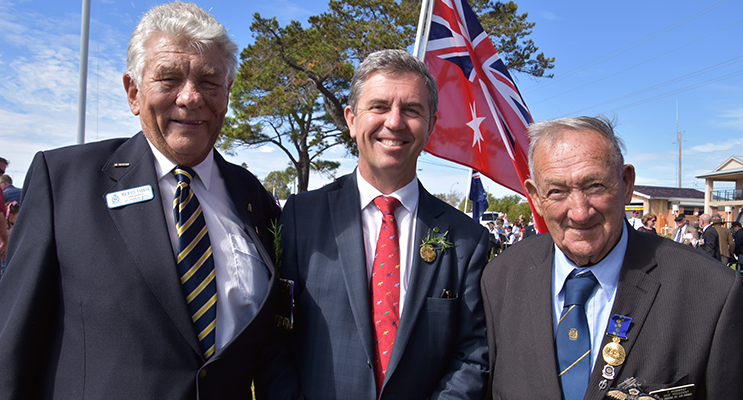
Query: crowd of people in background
xmin=485 ymin=206 xmax=743 ymax=269
xmin=631 ymin=207 xmax=742 ymax=270
xmin=486 ymin=213 xmax=538 ymax=258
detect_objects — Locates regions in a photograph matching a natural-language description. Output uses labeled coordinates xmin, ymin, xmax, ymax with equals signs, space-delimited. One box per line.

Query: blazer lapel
xmin=386 ymin=186 xmax=445 ymax=377
xmin=102 ymin=133 xmax=201 ymax=355
xmin=585 ymin=227 xmax=660 ymax=399
xmin=524 ymin=237 xmax=564 ymax=395
xmin=328 ymin=174 xmax=376 ymax=363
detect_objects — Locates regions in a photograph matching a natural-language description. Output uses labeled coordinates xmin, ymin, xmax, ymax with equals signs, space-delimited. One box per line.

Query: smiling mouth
xmin=378 ymin=139 xmax=404 ymax=146
xmin=173 ymin=120 xmax=205 ymax=126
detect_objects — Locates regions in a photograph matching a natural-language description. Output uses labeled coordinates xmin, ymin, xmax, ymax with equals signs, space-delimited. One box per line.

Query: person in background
xmin=711 ymin=213 xmax=734 ymax=267
xmin=731 ymin=221 xmax=743 ymax=270
xmin=627 ymin=210 xmax=643 ymax=230
xmin=0 ymin=3 xmax=296 ymax=399
xmin=671 ymin=214 xmax=698 ymax=247
xmin=481 ymin=116 xmax=743 ymax=399
xmin=1 ymin=201 xmax=19 ymax=277
xmin=637 ymin=213 xmax=657 ymax=234
xmin=0 ymin=157 xmax=7 ymax=262
xmin=0 ymin=175 xmax=21 ymax=206
xmin=698 ymin=213 xmax=721 ymax=262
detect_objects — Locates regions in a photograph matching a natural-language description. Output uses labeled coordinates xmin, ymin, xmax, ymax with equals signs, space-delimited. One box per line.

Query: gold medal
xmin=602 ymin=336 xmax=626 ymax=366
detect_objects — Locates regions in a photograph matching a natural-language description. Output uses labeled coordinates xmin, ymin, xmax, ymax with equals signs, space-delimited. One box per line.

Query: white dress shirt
xmin=357 ymin=169 xmax=419 ymax=319
xmin=552 ymin=223 xmax=628 ymax=370
xmin=148 ymin=140 xmax=268 ymax=352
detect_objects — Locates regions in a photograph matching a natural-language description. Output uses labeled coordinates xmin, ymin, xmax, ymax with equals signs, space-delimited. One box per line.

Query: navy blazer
xmin=0 ymin=133 xmax=295 ymax=399
xmin=279 ymin=172 xmax=489 ymax=400
xmin=481 ymin=225 xmax=743 ymax=399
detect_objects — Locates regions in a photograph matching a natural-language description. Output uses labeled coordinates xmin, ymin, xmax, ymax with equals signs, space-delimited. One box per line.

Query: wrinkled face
xmin=524 ymin=129 xmax=635 ymax=266
xmin=345 ymin=72 xmax=436 ymax=191
xmin=124 ymin=34 xmax=231 ymax=167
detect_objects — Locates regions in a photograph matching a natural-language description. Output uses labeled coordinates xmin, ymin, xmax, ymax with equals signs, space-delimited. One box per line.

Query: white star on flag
xmin=466 ymin=102 xmax=485 ymax=151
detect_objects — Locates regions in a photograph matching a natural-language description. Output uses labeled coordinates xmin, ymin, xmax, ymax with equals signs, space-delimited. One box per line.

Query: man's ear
xmin=123 ymin=74 xmax=140 ymax=116
xmin=344 ymin=106 xmax=357 ymax=139
xmin=524 ymin=178 xmax=544 ymax=217
xmin=621 ymin=164 xmax=636 ymax=205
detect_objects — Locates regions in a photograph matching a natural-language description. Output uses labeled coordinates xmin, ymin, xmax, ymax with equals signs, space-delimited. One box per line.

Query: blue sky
xmin=0 ymin=0 xmax=741 ymax=199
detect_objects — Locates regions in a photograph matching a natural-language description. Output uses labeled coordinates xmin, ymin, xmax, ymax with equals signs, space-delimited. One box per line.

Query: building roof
xmin=696 ymin=156 xmax=743 ymax=179
xmin=633 ymin=185 xmax=704 ymax=200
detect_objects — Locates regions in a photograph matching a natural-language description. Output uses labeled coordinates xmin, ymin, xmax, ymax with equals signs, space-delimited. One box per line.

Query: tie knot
xmin=174 ymin=166 xmax=196 ymax=185
xmin=374 ymin=196 xmax=401 ymax=218
xmin=564 ymin=270 xmax=597 ymax=306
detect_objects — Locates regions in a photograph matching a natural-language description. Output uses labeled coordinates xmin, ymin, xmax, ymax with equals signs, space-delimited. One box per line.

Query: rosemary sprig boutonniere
xmin=268 ymin=219 xmax=283 ymax=274
xmin=419 ymin=227 xmax=453 ymax=263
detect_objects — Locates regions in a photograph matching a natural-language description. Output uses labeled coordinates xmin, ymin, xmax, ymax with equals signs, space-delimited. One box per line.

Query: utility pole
xmin=674 ymin=102 xmax=685 ymax=188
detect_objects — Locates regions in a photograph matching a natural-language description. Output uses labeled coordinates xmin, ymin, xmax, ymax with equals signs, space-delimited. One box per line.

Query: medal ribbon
xmin=606 ymin=314 xmax=632 ymax=339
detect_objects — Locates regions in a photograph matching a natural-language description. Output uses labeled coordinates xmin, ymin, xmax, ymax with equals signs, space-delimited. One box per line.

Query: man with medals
xmin=481 ymin=116 xmax=743 ymax=399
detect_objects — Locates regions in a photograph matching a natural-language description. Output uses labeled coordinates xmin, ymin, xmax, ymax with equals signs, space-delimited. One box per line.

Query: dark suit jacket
xmin=0 ymin=133 xmax=295 ymax=399
xmin=733 ymin=228 xmax=743 ymax=255
xmin=279 ymin=173 xmax=489 ymax=400
xmin=481 ymin=226 xmax=743 ymax=399
xmin=699 ymin=225 xmax=721 ymax=261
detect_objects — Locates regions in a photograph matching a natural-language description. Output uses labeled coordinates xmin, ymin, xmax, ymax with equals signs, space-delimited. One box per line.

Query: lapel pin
xmin=248 ymin=203 xmax=253 ymax=212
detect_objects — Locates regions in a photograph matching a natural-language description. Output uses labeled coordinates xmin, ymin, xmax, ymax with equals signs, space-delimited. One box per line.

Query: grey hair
xmin=527 ymin=116 xmax=626 ymax=179
xmin=348 ymin=49 xmax=438 ymax=121
xmin=126 ymin=2 xmax=238 ymax=89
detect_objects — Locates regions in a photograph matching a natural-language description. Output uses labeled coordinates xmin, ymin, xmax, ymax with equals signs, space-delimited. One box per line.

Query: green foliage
xmin=434 ymin=190 xmax=464 ymax=208
xmin=488 ymin=194 xmax=532 ymax=222
xmin=262 ymin=170 xmax=292 ymax=199
xmin=221 ymin=0 xmax=553 ymax=192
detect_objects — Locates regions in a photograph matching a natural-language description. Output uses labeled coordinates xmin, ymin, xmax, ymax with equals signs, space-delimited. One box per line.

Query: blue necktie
xmin=173 ymin=166 xmax=217 ymax=359
xmin=556 ymin=270 xmax=598 ymax=400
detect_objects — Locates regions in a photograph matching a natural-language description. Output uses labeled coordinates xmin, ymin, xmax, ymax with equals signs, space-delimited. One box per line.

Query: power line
xmin=559 ymin=55 xmax=743 ymax=116
xmin=601 ymin=69 xmax=743 ymax=112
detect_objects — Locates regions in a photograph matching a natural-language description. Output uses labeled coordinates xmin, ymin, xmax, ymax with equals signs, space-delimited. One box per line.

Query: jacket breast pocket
xmin=424 ymin=297 xmax=460 ymax=354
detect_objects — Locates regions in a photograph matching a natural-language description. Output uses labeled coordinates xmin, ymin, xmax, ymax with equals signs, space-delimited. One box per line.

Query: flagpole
xmin=76 ymin=0 xmax=91 ymax=145
xmin=464 ymin=168 xmax=473 ymax=217
xmin=413 ymin=0 xmax=434 ymax=60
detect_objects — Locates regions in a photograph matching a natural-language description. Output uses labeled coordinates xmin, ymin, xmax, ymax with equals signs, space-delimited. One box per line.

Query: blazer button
xmin=199 ymin=369 xmax=207 ymax=379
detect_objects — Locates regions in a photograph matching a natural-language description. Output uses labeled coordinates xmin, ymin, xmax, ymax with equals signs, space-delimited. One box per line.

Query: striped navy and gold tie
xmin=556 ymin=270 xmax=598 ymax=400
xmin=173 ymin=166 xmax=217 ymax=359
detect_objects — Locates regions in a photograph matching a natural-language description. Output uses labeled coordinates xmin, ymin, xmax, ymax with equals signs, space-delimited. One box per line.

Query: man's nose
xmin=176 ymin=81 xmax=205 ymax=109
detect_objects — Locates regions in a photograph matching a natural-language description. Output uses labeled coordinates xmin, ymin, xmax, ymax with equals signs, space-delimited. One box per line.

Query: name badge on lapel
xmin=106 ymin=185 xmax=154 ymax=209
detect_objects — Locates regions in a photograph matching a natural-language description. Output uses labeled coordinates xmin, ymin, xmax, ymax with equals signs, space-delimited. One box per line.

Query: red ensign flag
xmin=423 ymin=0 xmax=546 ymax=233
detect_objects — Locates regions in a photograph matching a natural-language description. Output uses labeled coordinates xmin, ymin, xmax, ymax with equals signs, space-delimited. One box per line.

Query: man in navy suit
xmin=279 ymin=49 xmax=489 ymax=399
xmin=0 ymin=3 xmax=296 ymax=399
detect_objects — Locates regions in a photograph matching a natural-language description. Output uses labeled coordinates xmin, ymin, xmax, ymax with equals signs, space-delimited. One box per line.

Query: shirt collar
xmin=554 ymin=222 xmax=628 ymax=302
xmin=147 ymin=138 xmax=215 ymax=190
xmin=356 ymin=168 xmax=419 ymax=214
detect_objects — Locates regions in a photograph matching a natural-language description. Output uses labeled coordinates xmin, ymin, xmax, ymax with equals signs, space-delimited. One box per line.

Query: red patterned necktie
xmin=371 ymin=196 xmax=402 ymax=394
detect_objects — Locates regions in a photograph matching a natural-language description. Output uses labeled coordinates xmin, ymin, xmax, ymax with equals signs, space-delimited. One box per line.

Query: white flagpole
xmin=413 ymin=0 xmax=434 ymax=60
xmin=76 ymin=0 xmax=91 ymax=144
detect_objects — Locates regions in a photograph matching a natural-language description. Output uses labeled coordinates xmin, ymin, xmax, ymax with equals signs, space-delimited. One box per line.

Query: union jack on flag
xmin=423 ymin=0 xmax=546 ymax=232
